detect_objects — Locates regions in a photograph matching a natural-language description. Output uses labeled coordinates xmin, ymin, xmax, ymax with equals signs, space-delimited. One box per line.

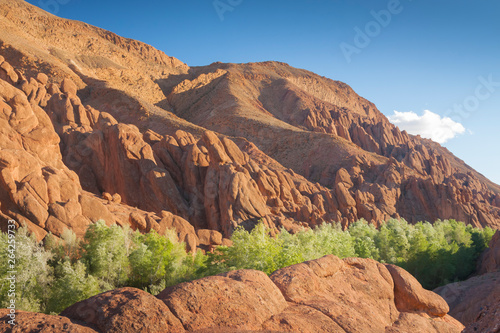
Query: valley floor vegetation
xmin=0 ymin=218 xmax=494 ymax=314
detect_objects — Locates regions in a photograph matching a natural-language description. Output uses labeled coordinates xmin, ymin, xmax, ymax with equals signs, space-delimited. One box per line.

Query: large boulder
xmin=0 ymin=255 xmax=464 ymax=333
xmin=386 ymin=264 xmax=449 ymax=317
xmin=157 ymin=269 xmax=287 ymax=331
xmin=60 ymin=287 xmax=184 ymax=333
xmin=269 ymin=255 xmax=461 ymax=333
xmin=0 ymin=310 xmax=98 ymax=332
xmin=435 ymin=272 xmax=500 ymax=327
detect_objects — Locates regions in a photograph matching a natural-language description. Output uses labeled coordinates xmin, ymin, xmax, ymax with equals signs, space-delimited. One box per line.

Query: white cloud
xmin=388 ymin=110 xmax=466 ymax=144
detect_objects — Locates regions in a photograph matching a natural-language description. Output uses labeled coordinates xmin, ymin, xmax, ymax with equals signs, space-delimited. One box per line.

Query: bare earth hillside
xmin=1 ymin=0 xmax=498 ymax=237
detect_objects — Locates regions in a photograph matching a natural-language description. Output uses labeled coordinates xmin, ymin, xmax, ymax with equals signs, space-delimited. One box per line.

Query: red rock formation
xmin=0 ymin=55 xmax=354 ymax=244
xmin=60 ymin=287 xmax=184 ymax=333
xmin=0 ymin=255 xmax=464 ymax=333
xmin=1 ymin=0 xmax=500 ymax=241
xmin=0 ymin=56 xmax=201 ymax=247
xmin=462 ymin=300 xmax=500 ymax=333
xmin=0 ymin=0 xmax=500 ymax=239
xmin=164 ymin=61 xmax=500 ymax=229
xmin=386 ymin=264 xmax=449 ymax=317
xmin=435 ymin=272 xmax=499 ymax=329
xmin=0 ymin=310 xmax=98 ymax=332
xmin=158 ymin=270 xmax=288 ymax=331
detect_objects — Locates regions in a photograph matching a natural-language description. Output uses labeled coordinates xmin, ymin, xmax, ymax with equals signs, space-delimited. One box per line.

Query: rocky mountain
xmin=0 ymin=1 xmax=499 ymax=332
xmin=0 ymin=254 xmax=465 ymax=332
xmin=1 ymin=0 xmax=499 ymax=238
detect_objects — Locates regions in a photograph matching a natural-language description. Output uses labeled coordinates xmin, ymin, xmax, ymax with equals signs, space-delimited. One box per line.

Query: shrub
xmin=217 ymin=223 xmax=284 ymax=275
xmin=207 ymin=218 xmax=494 ymax=289
xmin=348 ymin=219 xmax=380 ymax=259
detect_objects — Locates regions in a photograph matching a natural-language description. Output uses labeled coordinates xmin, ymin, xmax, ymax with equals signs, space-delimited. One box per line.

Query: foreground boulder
xmin=435 ymin=273 xmax=500 ymax=332
xmin=60 ymin=288 xmax=184 ymax=333
xmin=386 ymin=264 xmax=449 ymax=317
xmin=0 ymin=255 xmax=464 ymax=332
xmin=267 ymin=256 xmax=461 ymax=333
xmin=462 ymin=300 xmax=500 ymax=333
xmin=158 ymin=270 xmax=287 ymax=331
xmin=0 ymin=310 xmax=98 ymax=332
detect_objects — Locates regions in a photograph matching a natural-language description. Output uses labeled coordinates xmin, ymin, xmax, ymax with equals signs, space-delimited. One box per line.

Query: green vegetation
xmin=207 ymin=219 xmax=494 ymax=289
xmin=0 ymin=219 xmax=494 ymax=314
xmin=0 ymin=221 xmax=204 ymax=314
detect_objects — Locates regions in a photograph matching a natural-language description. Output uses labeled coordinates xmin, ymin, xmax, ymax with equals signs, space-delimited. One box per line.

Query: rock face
xmin=0 ymin=55 xmax=385 ymax=239
xmin=0 ymin=255 xmax=464 ymax=333
xmin=0 ymin=55 xmax=201 ymax=247
xmin=435 ymin=230 xmax=500 ymax=332
xmin=1 ymin=0 xmax=499 ymax=241
xmin=435 ymin=272 xmax=500 ymax=331
xmin=462 ymin=301 xmax=500 ymax=333
xmin=477 ymin=229 xmax=500 ymax=274
xmin=164 ymin=62 xmax=500 ymax=229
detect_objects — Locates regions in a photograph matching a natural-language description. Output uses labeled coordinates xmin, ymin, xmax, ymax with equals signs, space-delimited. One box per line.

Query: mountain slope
xmin=163 ymin=62 xmax=500 ymax=228
xmin=0 ymin=0 xmax=498 ymax=240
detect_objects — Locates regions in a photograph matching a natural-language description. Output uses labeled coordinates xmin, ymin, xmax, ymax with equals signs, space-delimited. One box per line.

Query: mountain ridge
xmin=0 ymin=0 xmax=499 ymax=243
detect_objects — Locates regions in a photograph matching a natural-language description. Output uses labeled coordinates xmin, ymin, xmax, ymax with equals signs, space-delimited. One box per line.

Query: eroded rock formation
xmin=1 ymin=0 xmax=499 ymax=237
xmin=0 ymin=55 xmax=204 ymax=250
xmin=164 ymin=62 xmax=500 ymax=229
xmin=0 ymin=55 xmax=383 ymax=239
xmin=1 ymin=255 xmax=465 ymax=333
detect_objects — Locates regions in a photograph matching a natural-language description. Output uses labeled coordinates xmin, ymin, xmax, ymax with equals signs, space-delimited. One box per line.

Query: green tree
xmin=375 ymin=219 xmax=411 ymax=264
xmin=0 ymin=227 xmax=53 ymax=312
xmin=46 ymin=260 xmax=100 ymax=314
xmin=220 ymin=223 xmax=283 ymax=275
xmin=348 ymin=219 xmax=380 ymax=259
xmin=128 ymin=229 xmax=194 ymax=292
xmin=308 ymin=223 xmax=355 ymax=259
xmin=81 ymin=220 xmax=131 ymax=290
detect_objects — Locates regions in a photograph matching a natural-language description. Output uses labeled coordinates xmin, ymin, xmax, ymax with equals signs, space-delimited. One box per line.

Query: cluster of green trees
xmin=213 ymin=219 xmax=494 ymax=289
xmin=0 ymin=222 xmax=205 ymax=314
xmin=0 ymin=218 xmax=494 ymax=314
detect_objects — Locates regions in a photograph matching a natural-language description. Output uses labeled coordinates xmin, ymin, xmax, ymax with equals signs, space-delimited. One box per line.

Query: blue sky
xmin=26 ymin=0 xmax=500 ymax=184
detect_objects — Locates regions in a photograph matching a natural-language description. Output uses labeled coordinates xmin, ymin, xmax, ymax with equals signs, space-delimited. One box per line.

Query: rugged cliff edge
xmin=0 ymin=0 xmax=499 ymax=241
